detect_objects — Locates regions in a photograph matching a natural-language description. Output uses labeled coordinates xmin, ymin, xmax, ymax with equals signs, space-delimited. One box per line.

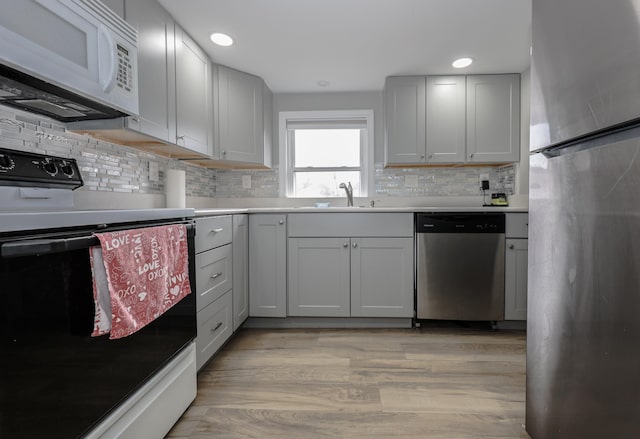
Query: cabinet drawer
xmin=195 ymin=216 xmax=232 ymax=253
xmin=195 ymin=244 xmax=232 ymax=311
xmin=196 ymin=290 xmax=232 ymax=370
xmin=506 ymin=213 xmax=529 ymax=238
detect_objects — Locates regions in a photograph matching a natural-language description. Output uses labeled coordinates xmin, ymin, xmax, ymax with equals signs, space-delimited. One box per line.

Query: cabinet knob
xmin=343 ymin=242 xmax=349 ymax=248
xmin=352 ymin=242 xmax=358 ymax=248
xmin=429 ymin=154 xmax=433 ymax=159
xmin=222 ymin=151 xmax=227 ymax=156
xmin=279 ymin=219 xmax=285 ymax=225
xmin=421 ymin=154 xmax=425 ymax=159
xmin=177 ymin=135 xmax=185 ymax=142
xmin=508 ymin=244 xmax=515 ymax=250
xmin=469 ymin=153 xmax=474 ymax=158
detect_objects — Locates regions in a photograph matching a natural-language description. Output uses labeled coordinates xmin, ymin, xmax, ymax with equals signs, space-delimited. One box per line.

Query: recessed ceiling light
xmin=452 ymin=57 xmax=473 ymax=68
xmin=317 ymin=80 xmax=330 ymax=87
xmin=210 ymin=33 xmax=233 ymax=47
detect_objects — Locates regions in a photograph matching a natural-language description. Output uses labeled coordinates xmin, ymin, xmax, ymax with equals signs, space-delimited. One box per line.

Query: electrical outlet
xmin=242 ymin=175 xmax=251 ymax=189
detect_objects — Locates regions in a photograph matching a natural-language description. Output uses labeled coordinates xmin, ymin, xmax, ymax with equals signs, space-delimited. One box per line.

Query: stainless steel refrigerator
xmin=528 ymin=0 xmax=640 ymax=437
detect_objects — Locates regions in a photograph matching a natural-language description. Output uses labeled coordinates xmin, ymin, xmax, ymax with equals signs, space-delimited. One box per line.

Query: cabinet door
xmin=384 ymin=76 xmax=426 ymax=164
xmin=351 ymin=237 xmax=414 ymax=317
xmin=124 ymin=0 xmax=176 ymax=143
xmin=232 ymin=214 xmax=249 ymax=330
xmin=505 ymin=238 xmax=528 ymax=320
xmin=175 ymin=25 xmax=212 ymax=156
xmin=216 ymin=65 xmax=264 ymax=164
xmin=426 ymin=76 xmax=466 ymax=163
xmin=249 ymin=214 xmax=287 ymax=317
xmin=288 ymin=238 xmax=351 ymax=317
xmin=467 ymin=74 xmax=520 ymax=163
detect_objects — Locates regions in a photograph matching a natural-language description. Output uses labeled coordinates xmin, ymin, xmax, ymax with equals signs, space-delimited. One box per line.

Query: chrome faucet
xmin=339 ymin=182 xmax=354 ymax=207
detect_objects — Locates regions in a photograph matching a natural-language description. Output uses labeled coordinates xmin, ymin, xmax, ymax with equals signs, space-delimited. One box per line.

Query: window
xmin=279 ymin=110 xmax=373 ymax=198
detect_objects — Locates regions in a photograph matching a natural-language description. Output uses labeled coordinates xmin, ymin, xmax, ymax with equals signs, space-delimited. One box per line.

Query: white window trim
xmin=278 ymin=109 xmax=374 ymax=198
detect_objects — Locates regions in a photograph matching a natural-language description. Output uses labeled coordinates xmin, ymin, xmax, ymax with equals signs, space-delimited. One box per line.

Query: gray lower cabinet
xmin=196 ymin=291 xmax=232 ymax=370
xmin=287 ymin=213 xmax=414 ymax=318
xmin=288 ymin=237 xmax=414 ymax=318
xmin=350 ymin=237 xmax=414 ymax=317
xmin=194 ymin=216 xmax=233 ymax=370
xmin=288 ymin=237 xmax=413 ymax=317
xmin=232 ymin=214 xmax=249 ymax=330
xmin=505 ymin=213 xmax=528 ymax=320
xmin=249 ymin=214 xmax=287 ymax=317
xmin=505 ymin=238 xmax=528 ymax=320
xmin=288 ymin=238 xmax=351 ymax=317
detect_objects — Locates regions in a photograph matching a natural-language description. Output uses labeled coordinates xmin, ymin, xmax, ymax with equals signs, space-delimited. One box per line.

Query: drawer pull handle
xmin=211 ymin=322 xmax=223 ymax=333
xmin=210 ymin=272 xmax=223 ymax=280
xmin=209 ymin=228 xmax=224 ymax=234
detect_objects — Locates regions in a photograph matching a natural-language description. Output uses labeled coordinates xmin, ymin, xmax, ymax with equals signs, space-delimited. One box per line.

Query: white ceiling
xmin=158 ymin=0 xmax=532 ymax=93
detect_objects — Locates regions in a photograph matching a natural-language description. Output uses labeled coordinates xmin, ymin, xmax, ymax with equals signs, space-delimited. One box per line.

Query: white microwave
xmin=0 ymin=0 xmax=138 ymax=121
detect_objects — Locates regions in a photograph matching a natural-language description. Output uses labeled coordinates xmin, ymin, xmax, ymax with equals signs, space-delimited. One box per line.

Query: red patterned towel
xmin=90 ymin=224 xmax=191 ymax=339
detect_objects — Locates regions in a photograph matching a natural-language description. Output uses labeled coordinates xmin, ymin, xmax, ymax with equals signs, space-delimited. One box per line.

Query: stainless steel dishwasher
xmin=416 ymin=213 xmax=505 ymax=321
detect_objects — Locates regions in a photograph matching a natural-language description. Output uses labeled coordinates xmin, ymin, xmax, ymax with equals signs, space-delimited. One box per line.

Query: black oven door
xmin=0 ymin=221 xmax=196 ymax=439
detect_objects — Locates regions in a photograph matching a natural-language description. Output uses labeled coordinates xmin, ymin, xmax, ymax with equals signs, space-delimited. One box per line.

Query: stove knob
xmin=0 ymin=154 xmax=14 ymax=169
xmin=42 ymin=160 xmax=58 ymax=176
xmin=60 ymin=162 xmax=75 ymax=177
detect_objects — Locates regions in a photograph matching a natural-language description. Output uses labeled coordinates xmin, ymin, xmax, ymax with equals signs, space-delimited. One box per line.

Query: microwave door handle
xmin=1 ymin=235 xmax=99 ymax=258
xmin=98 ymin=24 xmax=118 ymax=93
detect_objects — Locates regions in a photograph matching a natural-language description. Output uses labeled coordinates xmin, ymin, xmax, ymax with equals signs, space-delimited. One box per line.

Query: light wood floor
xmin=167 ymin=325 xmax=529 ymax=438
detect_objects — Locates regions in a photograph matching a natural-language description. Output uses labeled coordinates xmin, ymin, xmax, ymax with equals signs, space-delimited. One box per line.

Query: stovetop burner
xmin=0 ymin=147 xmax=83 ymax=189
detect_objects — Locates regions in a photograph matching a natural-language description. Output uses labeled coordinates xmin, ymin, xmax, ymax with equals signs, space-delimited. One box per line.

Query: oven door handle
xmin=1 ymin=223 xmax=195 ymax=258
xmin=1 ymin=235 xmax=101 ymax=258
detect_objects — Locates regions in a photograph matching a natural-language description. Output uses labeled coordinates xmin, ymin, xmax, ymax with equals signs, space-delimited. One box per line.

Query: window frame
xmin=278 ymin=110 xmax=374 ymax=198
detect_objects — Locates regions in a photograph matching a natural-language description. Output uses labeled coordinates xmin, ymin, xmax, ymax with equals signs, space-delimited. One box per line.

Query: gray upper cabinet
xmin=175 ymin=24 xmax=212 ymax=156
xmin=385 ymin=73 xmax=520 ymax=165
xmin=384 ymin=76 xmax=426 ymax=165
xmin=426 ymin=76 xmax=466 ymax=163
xmin=214 ymin=65 xmax=272 ymax=167
xmin=124 ymin=0 xmax=176 ymax=144
xmin=466 ymin=74 xmax=520 ymax=163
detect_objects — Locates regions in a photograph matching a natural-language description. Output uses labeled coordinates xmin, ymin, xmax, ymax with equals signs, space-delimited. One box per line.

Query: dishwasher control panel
xmin=415 ymin=213 xmax=505 ymax=233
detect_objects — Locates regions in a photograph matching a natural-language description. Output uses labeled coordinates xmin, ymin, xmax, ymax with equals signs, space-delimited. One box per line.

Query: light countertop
xmin=194 ymin=206 xmax=528 ymax=216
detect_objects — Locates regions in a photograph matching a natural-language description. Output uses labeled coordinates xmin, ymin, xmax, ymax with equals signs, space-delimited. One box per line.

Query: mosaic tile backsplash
xmin=1 ymin=105 xmax=515 ymax=202
xmin=0 ymin=106 xmax=216 ymax=198
xmin=214 ymin=164 xmax=515 ymax=198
